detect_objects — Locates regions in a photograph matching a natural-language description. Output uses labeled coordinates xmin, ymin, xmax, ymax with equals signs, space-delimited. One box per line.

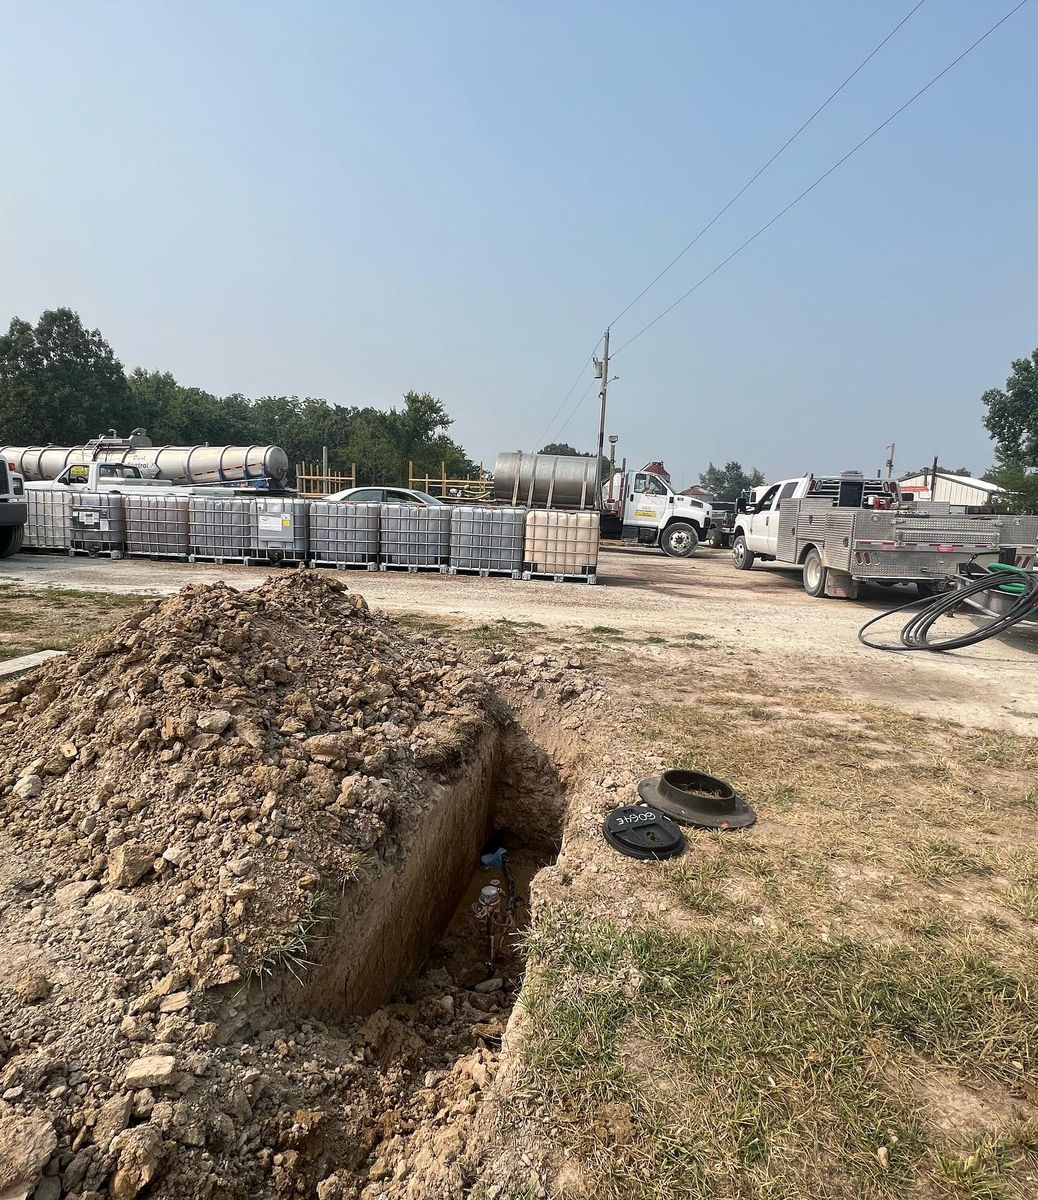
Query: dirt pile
xmin=0 ymin=571 xmax=498 ymax=1199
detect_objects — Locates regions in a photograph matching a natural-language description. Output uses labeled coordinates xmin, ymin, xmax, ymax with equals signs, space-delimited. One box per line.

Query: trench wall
xmin=300 ymin=729 xmax=499 ymax=1020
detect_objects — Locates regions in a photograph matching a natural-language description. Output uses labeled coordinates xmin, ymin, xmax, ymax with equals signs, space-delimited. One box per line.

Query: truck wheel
xmin=732 ymin=535 xmax=755 ymax=570
xmin=660 ymin=522 xmax=698 ymax=558
xmin=0 ymin=525 xmax=24 ymax=559
xmin=916 ymin=579 xmax=953 ymax=600
xmin=708 ymin=530 xmax=725 ymax=549
xmin=802 ymin=547 xmax=828 ymax=597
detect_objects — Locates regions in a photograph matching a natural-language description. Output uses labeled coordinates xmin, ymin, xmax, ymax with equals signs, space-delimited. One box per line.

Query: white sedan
xmin=324 ymin=486 xmax=445 ymax=506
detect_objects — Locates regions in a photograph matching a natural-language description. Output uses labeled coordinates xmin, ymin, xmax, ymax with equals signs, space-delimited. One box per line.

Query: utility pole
xmin=594 ymin=327 xmax=610 ymax=511
xmin=930 ymin=455 xmax=939 ymax=496
xmin=884 ymin=442 xmax=895 ymax=479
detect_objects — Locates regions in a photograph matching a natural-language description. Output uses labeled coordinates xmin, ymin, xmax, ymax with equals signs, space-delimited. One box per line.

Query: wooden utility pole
xmin=930 ymin=455 xmax=939 ymax=496
xmin=594 ymin=327 xmax=610 ymax=511
xmin=885 ymin=442 xmax=895 ymax=479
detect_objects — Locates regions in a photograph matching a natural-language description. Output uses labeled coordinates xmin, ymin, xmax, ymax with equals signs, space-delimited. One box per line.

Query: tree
xmin=983 ymin=348 xmax=1038 ymax=466
xmin=0 ymin=308 xmax=480 ymax=489
xmin=0 ymin=308 xmax=133 ymax=442
xmin=698 ymin=461 xmax=766 ymax=502
xmin=981 ymin=349 xmax=1038 ymax=512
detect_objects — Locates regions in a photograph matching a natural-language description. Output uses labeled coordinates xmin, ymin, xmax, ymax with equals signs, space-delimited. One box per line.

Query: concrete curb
xmin=0 ymin=649 xmax=66 ymax=681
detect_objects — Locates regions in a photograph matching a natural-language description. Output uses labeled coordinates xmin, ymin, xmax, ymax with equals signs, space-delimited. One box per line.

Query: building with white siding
xmin=898 ymin=471 xmax=1006 ymax=506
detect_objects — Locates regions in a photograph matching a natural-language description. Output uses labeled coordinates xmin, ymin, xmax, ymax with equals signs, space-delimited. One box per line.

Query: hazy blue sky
xmin=1 ymin=1 xmax=1035 ymax=486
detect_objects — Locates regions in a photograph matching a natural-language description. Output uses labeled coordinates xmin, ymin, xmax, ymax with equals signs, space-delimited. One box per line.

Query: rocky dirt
xmin=0 ymin=571 xmax=603 ymax=1199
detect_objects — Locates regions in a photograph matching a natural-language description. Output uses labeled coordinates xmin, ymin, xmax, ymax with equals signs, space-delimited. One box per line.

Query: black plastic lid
xmin=602 ymin=805 xmax=685 ymax=860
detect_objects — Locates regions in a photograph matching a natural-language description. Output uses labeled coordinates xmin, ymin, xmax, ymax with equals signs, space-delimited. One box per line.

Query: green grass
xmin=516 ymin=906 xmax=1038 ymax=1200
xmin=0 ymin=585 xmax=148 ymax=660
xmin=504 ymin=673 xmax=1038 ymax=1200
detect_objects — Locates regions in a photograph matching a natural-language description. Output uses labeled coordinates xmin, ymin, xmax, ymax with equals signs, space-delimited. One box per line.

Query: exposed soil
xmin=2 ymin=555 xmax=1037 ymax=1199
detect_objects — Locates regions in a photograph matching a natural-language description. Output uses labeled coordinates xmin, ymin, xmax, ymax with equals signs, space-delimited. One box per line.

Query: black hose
xmin=858 ymin=568 xmax=1038 ymax=652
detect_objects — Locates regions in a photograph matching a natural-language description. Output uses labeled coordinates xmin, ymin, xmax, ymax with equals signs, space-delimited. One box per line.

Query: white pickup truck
xmin=29 ymin=462 xmax=177 ymax=491
xmin=610 ymin=470 xmax=713 ymax=558
xmin=729 ymin=472 xmax=1004 ymax=598
xmin=0 ymin=458 xmax=27 ymax=557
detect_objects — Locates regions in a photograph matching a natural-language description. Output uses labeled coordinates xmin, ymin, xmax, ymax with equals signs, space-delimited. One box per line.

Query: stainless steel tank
xmin=1 ymin=440 xmax=289 ymax=485
xmin=493 ymin=451 xmax=599 ymax=508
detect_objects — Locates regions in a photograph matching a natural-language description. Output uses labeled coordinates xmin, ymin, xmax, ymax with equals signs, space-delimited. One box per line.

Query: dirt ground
xmin=2 ymin=548 xmax=1037 ymax=1198
xmin=4 ymin=546 xmax=1037 ymax=732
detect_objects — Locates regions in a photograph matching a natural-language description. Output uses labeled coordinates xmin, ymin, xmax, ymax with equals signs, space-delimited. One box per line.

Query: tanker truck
xmin=494 ymin=451 xmax=711 ymax=557
xmin=2 ymin=430 xmax=290 ymax=490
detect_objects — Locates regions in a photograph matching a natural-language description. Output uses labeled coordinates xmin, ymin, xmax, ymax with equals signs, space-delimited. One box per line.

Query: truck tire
xmin=708 ymin=529 xmax=728 ymax=549
xmin=732 ymin=534 xmax=755 ymax=570
xmin=916 ymin=579 xmax=953 ymax=600
xmin=802 ymin=547 xmax=828 ymax=597
xmin=660 ymin=522 xmax=698 ymax=558
xmin=0 ymin=525 xmax=24 ymax=559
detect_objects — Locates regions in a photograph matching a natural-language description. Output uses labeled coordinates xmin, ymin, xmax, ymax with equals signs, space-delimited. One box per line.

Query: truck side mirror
xmin=736 ymin=496 xmax=747 ymax=513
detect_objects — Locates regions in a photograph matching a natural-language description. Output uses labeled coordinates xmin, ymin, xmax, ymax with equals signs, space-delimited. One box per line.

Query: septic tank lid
xmin=637 ymin=770 xmax=756 ymax=829
xmin=602 ymin=805 xmax=685 ymax=860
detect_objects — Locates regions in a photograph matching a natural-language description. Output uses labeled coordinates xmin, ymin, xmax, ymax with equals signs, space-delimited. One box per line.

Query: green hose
xmin=988 ymin=561 xmax=1029 ymax=593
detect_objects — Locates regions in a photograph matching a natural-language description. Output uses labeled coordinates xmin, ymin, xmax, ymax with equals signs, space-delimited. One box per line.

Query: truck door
xmin=624 ymin=472 xmax=670 ymax=532
xmin=745 ymin=484 xmax=780 ymax=553
xmin=770 ymin=480 xmax=799 ymax=558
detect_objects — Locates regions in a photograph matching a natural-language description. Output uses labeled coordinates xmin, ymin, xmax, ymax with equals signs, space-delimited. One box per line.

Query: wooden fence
xmin=295 ymin=462 xmax=357 ymax=498
xmin=408 ymin=461 xmax=493 ymax=502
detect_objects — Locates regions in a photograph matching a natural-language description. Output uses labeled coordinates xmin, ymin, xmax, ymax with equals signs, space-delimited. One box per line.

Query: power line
xmin=553 ymin=377 xmax=598 ymax=441
xmin=608 ymin=0 xmax=930 ymax=329
xmin=532 ymin=339 xmax=601 ymax=450
xmin=537 ymin=0 xmax=928 ymax=449
xmin=612 ymin=0 xmax=1030 ymax=359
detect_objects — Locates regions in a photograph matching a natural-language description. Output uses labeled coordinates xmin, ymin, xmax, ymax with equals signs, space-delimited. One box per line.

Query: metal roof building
xmin=899 ymin=471 xmax=1006 ymax=506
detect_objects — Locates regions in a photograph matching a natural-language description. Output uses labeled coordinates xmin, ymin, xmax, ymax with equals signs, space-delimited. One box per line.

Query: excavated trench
xmin=221 ymin=702 xmax=573 ymax=1193
xmin=286 ymin=712 xmax=566 ymax=1025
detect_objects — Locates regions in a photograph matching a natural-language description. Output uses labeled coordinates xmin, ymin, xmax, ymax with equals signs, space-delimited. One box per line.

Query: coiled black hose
xmin=858 ymin=567 xmax=1038 ymax=652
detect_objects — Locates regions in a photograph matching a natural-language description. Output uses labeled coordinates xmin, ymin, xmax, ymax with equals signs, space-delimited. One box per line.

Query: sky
xmin=0 ymin=0 xmax=1035 ymax=488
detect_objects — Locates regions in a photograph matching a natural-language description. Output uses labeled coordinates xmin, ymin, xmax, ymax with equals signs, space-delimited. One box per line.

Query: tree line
xmin=0 ymin=308 xmax=476 ymax=486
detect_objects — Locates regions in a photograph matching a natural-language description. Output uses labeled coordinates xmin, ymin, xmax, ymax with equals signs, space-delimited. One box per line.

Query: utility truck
xmin=0 ymin=457 xmax=27 ymax=557
xmin=617 ymin=469 xmax=712 ymax=557
xmin=730 ymin=472 xmax=1004 ymax=598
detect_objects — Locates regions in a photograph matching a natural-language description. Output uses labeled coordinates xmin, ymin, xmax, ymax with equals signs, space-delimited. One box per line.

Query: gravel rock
xmin=124 ymin=1056 xmax=177 ymax=1089
xmin=0 ymin=1104 xmax=56 ymax=1200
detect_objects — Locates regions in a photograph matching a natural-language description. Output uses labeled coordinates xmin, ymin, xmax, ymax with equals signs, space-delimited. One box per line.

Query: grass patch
xmin=517 ymin=905 xmax=1038 ymax=1200
xmin=0 ymin=585 xmax=148 ymax=660
xmin=507 ymin=669 xmax=1038 ymax=1199
xmin=901 ymin=838 xmax=992 ymax=884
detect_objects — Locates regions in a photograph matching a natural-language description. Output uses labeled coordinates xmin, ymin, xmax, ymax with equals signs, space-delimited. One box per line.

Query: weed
xmin=662 ymin=858 xmax=733 ymax=914
xmin=901 ymin=838 xmax=992 ymax=884
xmin=246 ymin=892 xmax=334 ymax=988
